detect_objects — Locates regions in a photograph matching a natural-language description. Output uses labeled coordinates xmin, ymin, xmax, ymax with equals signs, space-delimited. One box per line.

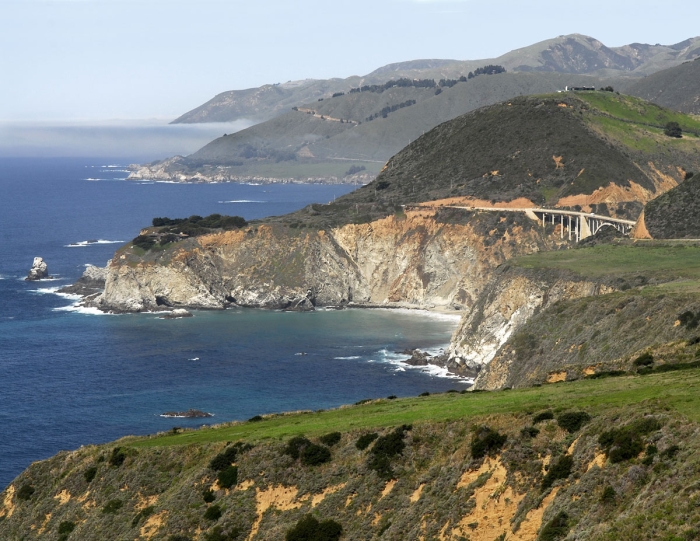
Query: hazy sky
xmin=2 ymin=0 xmax=699 ymax=122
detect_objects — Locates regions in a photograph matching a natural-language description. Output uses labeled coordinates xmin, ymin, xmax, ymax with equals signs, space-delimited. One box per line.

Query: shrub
xmin=284 ymin=436 xmax=312 ymax=459
xmin=557 ymin=411 xmax=591 ymax=433
xmin=319 ymin=432 xmax=342 ymax=447
xmin=679 ymin=311 xmax=699 ymax=329
xmin=202 ymin=489 xmax=216 ymax=503
xmin=286 ymin=514 xmax=342 ymax=541
xmin=664 ymin=121 xmax=683 ymax=138
xmin=542 ymin=455 xmax=574 ymax=490
xmin=387 ymin=395 xmax=397 ymax=400
xmin=301 ymin=444 xmax=331 ymax=466
xmin=356 ymin=433 xmax=378 ymax=450
xmin=102 ymin=499 xmax=123 ymax=514
xmin=633 ymin=352 xmax=654 ymax=366
xmin=662 ymin=445 xmax=680 ymax=459
xmin=204 ymin=526 xmax=242 ymax=541
xmin=600 ymin=485 xmax=617 ymax=503
xmin=539 ymin=511 xmax=569 ymax=541
xmin=58 ymin=521 xmax=75 ymax=534
xmin=132 ymin=235 xmax=156 ymax=251
xmin=217 ymin=466 xmax=238 ymax=489
xmin=131 ymin=505 xmax=155 ymax=527
xmin=168 ymin=536 xmax=192 ymax=541
xmin=419 ymin=392 xmax=430 ymax=397
xmin=204 ymin=504 xmax=222 ymax=521
xmin=210 ymin=446 xmax=239 ymax=471
xmin=247 ymin=415 xmax=263 ymax=422
xmin=83 ymin=466 xmax=98 ymax=483
xmin=109 ymin=447 xmax=127 ymax=467
xmin=533 ymin=411 xmax=554 ymax=424
xmin=521 ymin=426 xmax=540 ymax=438
xmin=368 ymin=426 xmax=411 ymax=479
xmin=16 ymin=484 xmax=34 ymax=501
xmin=470 ymin=426 xmax=507 ymax=459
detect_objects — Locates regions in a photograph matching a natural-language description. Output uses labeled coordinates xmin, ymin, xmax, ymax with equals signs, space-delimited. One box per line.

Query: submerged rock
xmin=25 ymin=257 xmax=49 ymax=281
xmin=160 ymin=409 xmax=212 ymax=418
xmin=160 ymin=308 xmax=193 ymax=319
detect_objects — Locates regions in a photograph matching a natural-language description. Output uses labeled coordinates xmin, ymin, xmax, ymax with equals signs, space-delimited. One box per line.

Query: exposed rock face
xmin=25 ymin=257 xmax=48 ymax=281
xmin=58 ymin=264 xmax=108 ymax=296
xmin=446 ymin=266 xmax=614 ymax=380
xmin=91 ymin=210 xmax=566 ymax=314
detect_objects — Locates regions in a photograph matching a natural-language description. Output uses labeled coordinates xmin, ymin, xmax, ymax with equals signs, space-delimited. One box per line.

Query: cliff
xmin=4 ymin=370 xmax=700 ymax=540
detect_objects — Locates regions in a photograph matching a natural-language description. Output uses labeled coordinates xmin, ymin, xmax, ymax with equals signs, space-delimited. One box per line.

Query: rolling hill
xmin=628 ymin=57 xmax=700 ymax=115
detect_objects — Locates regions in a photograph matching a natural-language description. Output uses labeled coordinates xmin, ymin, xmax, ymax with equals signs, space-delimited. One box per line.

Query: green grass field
xmin=511 ymin=243 xmax=700 ymax=280
xmin=127 ymin=367 xmax=700 ymax=448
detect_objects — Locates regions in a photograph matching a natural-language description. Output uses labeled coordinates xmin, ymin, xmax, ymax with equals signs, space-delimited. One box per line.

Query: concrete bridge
xmin=421 ymin=205 xmax=637 ymax=242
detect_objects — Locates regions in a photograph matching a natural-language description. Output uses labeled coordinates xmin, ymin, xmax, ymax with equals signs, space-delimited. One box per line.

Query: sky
xmin=0 ymin=0 xmax=698 ymax=158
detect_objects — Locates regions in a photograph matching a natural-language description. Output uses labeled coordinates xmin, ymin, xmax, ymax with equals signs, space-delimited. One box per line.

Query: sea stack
xmin=25 ymin=257 xmax=49 ymax=281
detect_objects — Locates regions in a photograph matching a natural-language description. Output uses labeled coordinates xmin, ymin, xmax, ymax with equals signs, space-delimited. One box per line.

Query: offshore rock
xmin=25 ymin=257 xmax=49 ymax=281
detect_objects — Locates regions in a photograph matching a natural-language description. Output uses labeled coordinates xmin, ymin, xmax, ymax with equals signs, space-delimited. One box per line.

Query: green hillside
xmin=628 ymin=58 xmax=700 ymax=115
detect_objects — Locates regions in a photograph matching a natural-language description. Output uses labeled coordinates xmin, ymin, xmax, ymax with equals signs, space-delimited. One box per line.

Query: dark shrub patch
xmin=168 ymin=536 xmax=192 ymax=541
xmin=204 ymin=526 xmax=241 ymax=541
xmin=301 ymin=444 xmax=332 ymax=466
xmin=419 ymin=392 xmax=430 ymax=397
xmin=58 ymin=520 xmax=75 ymax=534
xmin=557 ymin=411 xmax=591 ymax=433
xmin=132 ymin=235 xmax=156 ymax=251
xmin=662 ymin=445 xmax=680 ymax=459
xmin=679 ymin=310 xmax=700 ymax=329
xmin=665 ymin=121 xmax=683 ymax=138
xmin=598 ymin=418 xmax=661 ymax=464
xmin=356 ymin=433 xmax=378 ymax=450
xmin=319 ymin=432 xmax=342 ymax=447
xmin=521 ymin=426 xmax=540 ymax=438
xmin=470 ymin=426 xmax=507 ymax=459
xmin=248 ymin=415 xmax=263 ymax=423
xmin=586 ymin=370 xmax=626 ymax=379
xmin=16 ymin=484 xmax=35 ymax=501
xmin=109 ymin=447 xmax=127 ymax=467
xmin=541 ymin=455 xmax=574 ymax=490
xmin=600 ymin=485 xmax=616 ymax=503
xmin=533 ymin=411 xmax=554 ymax=424
xmin=286 ymin=514 xmax=342 ymax=541
xmin=210 ymin=446 xmax=238 ymax=471
xmin=538 ymin=511 xmax=569 ymax=541
xmin=284 ymin=436 xmax=312 ymax=460
xmin=102 ymin=499 xmax=123 ymax=514
xmin=368 ymin=426 xmax=411 ymax=479
xmin=218 ymin=466 xmax=238 ymax=489
xmin=131 ymin=506 xmax=155 ymax=527
xmin=204 ymin=504 xmax=222 ymax=521
xmin=633 ymin=352 xmax=654 ymax=366
xmin=387 ymin=395 xmax=397 ymax=400
xmin=202 ymin=489 xmax=216 ymax=503
xmin=83 ymin=466 xmax=98 ymax=483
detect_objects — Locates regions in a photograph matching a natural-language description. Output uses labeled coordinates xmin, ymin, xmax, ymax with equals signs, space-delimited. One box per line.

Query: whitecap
xmin=65 ymin=239 xmax=124 ymax=247
xmin=189 ymin=357 xmax=200 ymax=361
xmin=53 ymin=303 xmax=112 ymax=316
xmin=218 ymin=200 xmax=266 ymax=204
xmin=370 ymin=347 xmax=471 ymax=381
xmin=334 ymin=356 xmax=361 ymax=360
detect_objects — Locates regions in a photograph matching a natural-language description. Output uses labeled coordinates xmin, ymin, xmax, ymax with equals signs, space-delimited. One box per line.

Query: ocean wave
xmin=154 ymin=180 xmax=180 ymax=184
xmin=370 ymin=347 xmax=470 ymax=381
xmin=334 ymin=356 xmax=361 ymax=360
xmin=218 ymin=200 xmax=266 ymax=204
xmin=53 ymin=303 xmax=112 ymax=316
xmin=30 ymin=286 xmax=82 ymax=301
xmin=65 ymin=239 xmax=124 ymax=247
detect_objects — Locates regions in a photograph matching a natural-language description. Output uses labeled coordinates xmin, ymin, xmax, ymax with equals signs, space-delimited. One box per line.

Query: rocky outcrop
xmin=58 ymin=264 xmax=108 ymax=296
xmin=25 ymin=257 xmax=48 ymax=281
xmin=90 ymin=209 xmax=566 ymax=314
xmin=445 ymin=266 xmax=614 ymax=379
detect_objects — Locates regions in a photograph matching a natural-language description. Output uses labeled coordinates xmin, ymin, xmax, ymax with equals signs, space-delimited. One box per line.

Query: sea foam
xmin=65 ymin=239 xmax=124 ymax=247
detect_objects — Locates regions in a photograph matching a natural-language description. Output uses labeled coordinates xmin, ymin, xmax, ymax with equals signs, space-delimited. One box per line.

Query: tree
xmin=665 ymin=121 xmax=683 ymax=138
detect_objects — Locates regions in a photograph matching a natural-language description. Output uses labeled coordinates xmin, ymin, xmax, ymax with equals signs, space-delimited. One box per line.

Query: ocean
xmin=0 ymin=158 xmax=467 ymax=489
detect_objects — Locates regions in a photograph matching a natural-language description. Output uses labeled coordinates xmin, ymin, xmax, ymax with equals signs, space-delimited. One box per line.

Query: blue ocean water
xmin=0 ymin=158 xmax=467 ymax=489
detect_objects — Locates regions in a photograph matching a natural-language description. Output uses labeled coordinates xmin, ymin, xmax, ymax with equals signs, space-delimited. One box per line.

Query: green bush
xmin=131 ymin=506 xmax=155 ymax=527
xmin=109 ymin=447 xmax=127 ymax=467
xmin=419 ymin=392 xmax=430 ymax=397
xmin=301 ymin=444 xmax=332 ymax=466
xmin=368 ymin=426 xmax=411 ymax=479
xmin=132 ymin=235 xmax=156 ymax=251
xmin=248 ymin=415 xmax=263 ymax=423
xmin=284 ymin=436 xmax=312 ymax=459
xmin=202 ymin=489 xmax=216 ymax=503
xmin=557 ymin=411 xmax=591 ymax=433
xmin=665 ymin=121 xmax=683 ymax=138
xmin=319 ymin=432 xmax=342 ymax=447
xmin=210 ymin=446 xmax=239 ymax=471
xmin=633 ymin=352 xmax=654 ymax=366
xmin=84 ymin=466 xmax=98 ymax=483
xmin=204 ymin=504 xmax=222 ymax=521
xmin=58 ymin=520 xmax=75 ymax=534
xmin=600 ymin=485 xmax=617 ymax=503
xmin=661 ymin=445 xmax=680 ymax=459
xmin=218 ymin=466 xmax=239 ymax=489
xmin=542 ymin=455 xmax=574 ymax=490
xmin=102 ymin=499 xmax=123 ymax=514
xmin=470 ymin=426 xmax=507 ymax=459
xmin=538 ymin=511 xmax=569 ymax=541
xmin=16 ymin=483 xmax=35 ymax=501
xmin=533 ymin=411 xmax=554 ymax=424
xmin=286 ymin=514 xmax=342 ymax=541
xmin=521 ymin=426 xmax=540 ymax=438
xmin=204 ymin=526 xmax=241 ymax=541
xmin=356 ymin=433 xmax=378 ymax=450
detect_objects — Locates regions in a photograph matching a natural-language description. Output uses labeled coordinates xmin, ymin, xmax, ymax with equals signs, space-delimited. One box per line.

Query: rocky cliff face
xmin=445 ymin=266 xmax=614 ymax=376
xmin=92 ymin=209 xmax=565 ymax=315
